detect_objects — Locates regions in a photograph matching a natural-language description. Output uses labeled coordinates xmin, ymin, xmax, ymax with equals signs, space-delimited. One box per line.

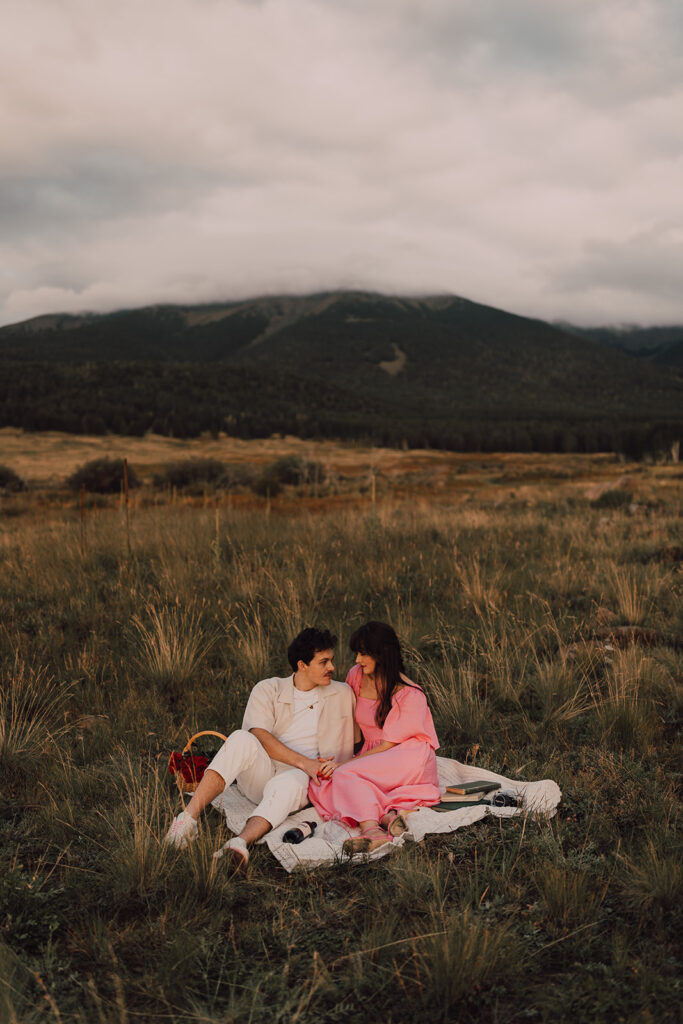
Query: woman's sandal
xmin=343 ymin=825 xmax=393 ymax=856
xmin=380 ymin=810 xmax=409 ymax=837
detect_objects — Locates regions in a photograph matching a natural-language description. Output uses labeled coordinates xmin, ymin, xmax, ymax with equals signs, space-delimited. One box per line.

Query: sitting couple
xmin=165 ymin=622 xmax=441 ymax=868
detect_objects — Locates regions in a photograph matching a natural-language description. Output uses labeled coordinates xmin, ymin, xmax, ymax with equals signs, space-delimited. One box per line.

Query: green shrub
xmin=153 ymin=459 xmax=257 ymax=494
xmin=220 ymin=463 xmax=257 ymax=489
xmin=153 ymin=458 xmax=223 ymax=494
xmin=591 ymin=488 xmax=632 ymax=509
xmin=67 ymin=457 xmax=139 ymax=493
xmin=253 ymin=456 xmax=327 ymax=496
xmin=251 ymin=472 xmax=282 ymax=497
xmin=0 ymin=465 xmax=27 ymax=492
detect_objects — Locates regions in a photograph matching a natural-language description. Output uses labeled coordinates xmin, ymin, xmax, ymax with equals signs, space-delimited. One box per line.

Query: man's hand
xmin=248 ymin=729 xmax=340 ymax=781
xmin=251 ymin=729 xmax=324 ymax=778
xmin=301 ymin=756 xmax=326 ymax=780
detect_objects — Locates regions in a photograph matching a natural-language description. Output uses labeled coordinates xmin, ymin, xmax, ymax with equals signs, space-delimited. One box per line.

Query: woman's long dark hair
xmin=349 ymin=621 xmax=413 ymax=728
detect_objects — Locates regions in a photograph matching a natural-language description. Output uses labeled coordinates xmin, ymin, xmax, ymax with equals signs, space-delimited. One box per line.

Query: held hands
xmin=315 ymin=757 xmax=339 ymax=779
xmin=301 ymin=757 xmax=323 ymax=780
xmin=301 ymin=757 xmax=339 ymax=781
xmin=301 ymin=757 xmax=335 ymax=780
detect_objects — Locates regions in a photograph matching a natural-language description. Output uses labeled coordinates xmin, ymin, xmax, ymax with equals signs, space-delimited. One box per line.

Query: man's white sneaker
xmin=165 ymin=810 xmax=198 ymax=848
xmin=213 ymin=836 xmax=249 ymax=871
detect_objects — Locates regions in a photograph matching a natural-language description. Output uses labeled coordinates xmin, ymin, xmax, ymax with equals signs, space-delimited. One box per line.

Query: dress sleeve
xmin=381 ymin=686 xmax=440 ymax=749
xmin=345 ymin=664 xmax=363 ymax=697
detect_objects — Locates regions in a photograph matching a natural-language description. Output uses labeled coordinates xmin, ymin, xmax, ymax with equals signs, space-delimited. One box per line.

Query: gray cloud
xmin=1 ymin=0 xmax=682 ymax=327
xmin=0 ymin=149 xmax=234 ymax=240
xmin=554 ymin=222 xmax=683 ymax=312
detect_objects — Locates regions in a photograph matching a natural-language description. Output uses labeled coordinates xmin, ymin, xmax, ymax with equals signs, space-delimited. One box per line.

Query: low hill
xmin=560 ymin=323 xmax=683 ymax=369
xmin=1 ymin=292 xmax=681 ymax=453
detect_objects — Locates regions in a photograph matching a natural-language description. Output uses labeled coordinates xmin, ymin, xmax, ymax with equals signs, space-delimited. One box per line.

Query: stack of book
xmin=431 ymin=780 xmax=501 ymax=812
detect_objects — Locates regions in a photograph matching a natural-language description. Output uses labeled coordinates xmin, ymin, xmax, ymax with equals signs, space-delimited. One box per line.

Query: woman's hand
xmin=316 ymin=757 xmax=339 ymax=778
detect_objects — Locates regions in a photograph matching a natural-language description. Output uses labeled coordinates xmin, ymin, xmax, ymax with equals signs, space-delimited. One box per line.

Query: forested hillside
xmin=2 ymin=292 xmax=681 ymax=455
xmin=561 ymin=323 xmax=683 ymax=368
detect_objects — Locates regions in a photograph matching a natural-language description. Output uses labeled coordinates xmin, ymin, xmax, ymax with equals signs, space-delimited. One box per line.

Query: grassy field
xmin=0 ymin=442 xmax=681 ymax=1023
xmin=2 ymin=425 xmax=680 ymax=506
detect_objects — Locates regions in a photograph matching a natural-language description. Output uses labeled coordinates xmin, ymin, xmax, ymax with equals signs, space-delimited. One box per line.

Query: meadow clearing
xmin=0 ymin=435 xmax=681 ymax=1023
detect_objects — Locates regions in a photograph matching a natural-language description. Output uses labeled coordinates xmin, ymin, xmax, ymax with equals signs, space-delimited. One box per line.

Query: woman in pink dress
xmin=308 ymin=621 xmax=441 ymax=854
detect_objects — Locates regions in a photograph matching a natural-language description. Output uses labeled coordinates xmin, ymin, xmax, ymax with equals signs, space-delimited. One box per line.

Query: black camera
xmin=489 ymin=791 xmax=521 ymax=808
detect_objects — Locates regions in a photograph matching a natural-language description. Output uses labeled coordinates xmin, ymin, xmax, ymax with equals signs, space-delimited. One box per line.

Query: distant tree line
xmin=1 ymin=359 xmax=679 ymax=459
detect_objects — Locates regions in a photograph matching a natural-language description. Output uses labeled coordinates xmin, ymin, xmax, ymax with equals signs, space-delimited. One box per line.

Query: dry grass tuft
xmin=529 ymin=653 xmax=596 ymax=735
xmin=410 ymin=908 xmax=516 ymax=1017
xmin=230 ymin=601 xmax=273 ymax=681
xmin=0 ymin=656 xmax=71 ymax=771
xmin=0 ymin=940 xmax=29 ymax=1023
xmin=453 ymin=555 xmax=504 ymax=617
xmin=619 ymin=839 xmax=683 ymax=922
xmin=607 ymin=566 xmax=659 ymax=625
xmin=534 ymin=862 xmax=610 ymax=935
xmin=421 ymin=649 xmax=487 ymax=745
xmin=96 ymin=756 xmax=176 ymax=900
xmin=594 ymin=647 xmax=664 ymax=751
xmin=131 ymin=604 xmax=215 ymax=695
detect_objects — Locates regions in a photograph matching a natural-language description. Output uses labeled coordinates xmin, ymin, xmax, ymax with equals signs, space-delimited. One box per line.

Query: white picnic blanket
xmin=210 ymin=756 xmax=561 ymax=873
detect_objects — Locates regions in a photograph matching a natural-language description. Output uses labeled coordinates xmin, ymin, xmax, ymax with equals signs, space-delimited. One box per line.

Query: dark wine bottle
xmin=282 ymin=821 xmax=317 ymax=844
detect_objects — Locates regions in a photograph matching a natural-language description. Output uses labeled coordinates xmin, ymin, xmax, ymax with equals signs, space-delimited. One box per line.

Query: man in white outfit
xmin=165 ymin=628 xmax=355 ymax=869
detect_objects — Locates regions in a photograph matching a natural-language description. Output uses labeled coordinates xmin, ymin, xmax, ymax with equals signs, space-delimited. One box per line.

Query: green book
xmin=445 ymin=780 xmax=501 ymax=797
xmin=431 ymin=800 xmax=488 ymax=812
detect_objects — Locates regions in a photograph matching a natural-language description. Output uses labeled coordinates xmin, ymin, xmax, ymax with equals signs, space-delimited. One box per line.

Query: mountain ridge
xmin=558 ymin=322 xmax=683 ymax=367
xmin=1 ymin=291 xmax=680 ymax=453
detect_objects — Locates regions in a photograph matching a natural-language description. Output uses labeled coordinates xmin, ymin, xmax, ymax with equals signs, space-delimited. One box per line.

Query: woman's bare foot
xmin=380 ymin=809 xmax=409 ymax=837
xmin=343 ymin=822 xmax=393 ymax=855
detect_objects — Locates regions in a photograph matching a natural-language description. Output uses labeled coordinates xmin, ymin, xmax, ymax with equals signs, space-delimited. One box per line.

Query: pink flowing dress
xmin=308 ymin=665 xmax=441 ymax=825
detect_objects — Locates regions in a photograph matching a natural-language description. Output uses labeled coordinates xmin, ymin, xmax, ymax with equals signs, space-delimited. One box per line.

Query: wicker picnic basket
xmin=170 ymin=730 xmax=228 ymax=797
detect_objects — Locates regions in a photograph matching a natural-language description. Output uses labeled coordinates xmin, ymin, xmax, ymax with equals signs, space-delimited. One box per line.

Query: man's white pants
xmin=207 ymin=730 xmax=310 ymax=828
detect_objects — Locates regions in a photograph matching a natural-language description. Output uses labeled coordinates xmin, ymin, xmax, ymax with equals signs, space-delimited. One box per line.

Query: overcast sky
xmin=2 ymin=0 xmax=682 ymax=328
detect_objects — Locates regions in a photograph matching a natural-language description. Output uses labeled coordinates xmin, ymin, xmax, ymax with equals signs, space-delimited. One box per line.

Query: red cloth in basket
xmin=168 ymin=751 xmax=210 ymax=786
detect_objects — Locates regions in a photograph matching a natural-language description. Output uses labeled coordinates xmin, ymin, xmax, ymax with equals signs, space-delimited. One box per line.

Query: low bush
xmin=153 ymin=459 xmax=257 ymax=494
xmin=220 ymin=463 xmax=257 ymax=489
xmin=251 ymin=472 xmax=283 ymax=497
xmin=253 ymin=456 xmax=327 ymax=496
xmin=0 ymin=465 xmax=27 ymax=492
xmin=67 ymin=457 xmax=139 ymax=493
xmin=591 ymin=488 xmax=632 ymax=509
xmin=153 ymin=458 xmax=225 ymax=492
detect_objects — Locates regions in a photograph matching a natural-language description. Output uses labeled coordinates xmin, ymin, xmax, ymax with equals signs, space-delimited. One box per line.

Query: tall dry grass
xmin=593 ymin=647 xmax=665 ymax=752
xmin=0 ymin=656 xmax=71 ymax=773
xmin=0 ymin=472 xmax=680 ymax=1023
xmin=411 ymin=909 xmax=516 ymax=1019
xmin=131 ymin=603 xmax=216 ymax=697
